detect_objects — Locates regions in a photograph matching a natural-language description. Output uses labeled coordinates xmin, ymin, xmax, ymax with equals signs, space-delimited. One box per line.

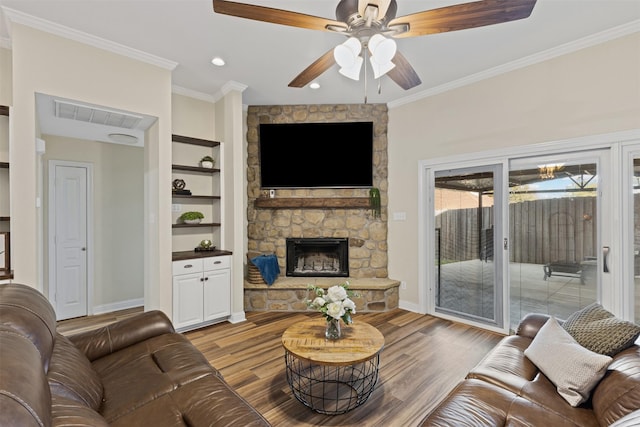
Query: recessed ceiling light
xmin=108 ymin=133 xmax=138 ymax=144
xmin=211 ymin=57 xmax=225 ymax=66
xmin=310 ymin=82 xmax=320 ymax=89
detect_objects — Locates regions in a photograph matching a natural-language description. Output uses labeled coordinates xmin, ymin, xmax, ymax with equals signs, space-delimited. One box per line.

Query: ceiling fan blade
xmin=358 ymin=0 xmax=392 ymax=21
xmin=388 ymin=0 xmax=537 ymax=38
xmin=386 ymin=51 xmax=421 ymax=90
xmin=213 ymin=0 xmax=348 ymax=33
xmin=288 ymin=49 xmax=337 ymax=88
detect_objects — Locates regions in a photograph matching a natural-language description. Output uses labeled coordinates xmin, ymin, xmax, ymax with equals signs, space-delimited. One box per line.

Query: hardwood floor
xmin=58 ymin=309 xmax=503 ymax=426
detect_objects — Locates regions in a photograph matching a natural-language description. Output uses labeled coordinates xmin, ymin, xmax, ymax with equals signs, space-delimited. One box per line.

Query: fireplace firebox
xmin=286 ymin=238 xmax=349 ymax=277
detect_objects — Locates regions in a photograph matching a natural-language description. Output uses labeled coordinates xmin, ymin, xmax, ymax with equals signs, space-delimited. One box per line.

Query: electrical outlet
xmin=172 ymin=204 xmax=182 ymax=212
xmin=401 ymin=281 xmax=407 ymax=290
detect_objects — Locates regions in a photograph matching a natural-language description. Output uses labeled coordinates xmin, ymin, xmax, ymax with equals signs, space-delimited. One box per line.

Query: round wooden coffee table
xmin=281 ymin=318 xmax=385 ymax=415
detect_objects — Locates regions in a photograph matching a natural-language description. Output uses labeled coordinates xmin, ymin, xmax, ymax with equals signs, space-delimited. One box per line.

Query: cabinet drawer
xmin=173 ymin=258 xmax=203 ymax=275
xmin=203 ymin=255 xmax=230 ymax=271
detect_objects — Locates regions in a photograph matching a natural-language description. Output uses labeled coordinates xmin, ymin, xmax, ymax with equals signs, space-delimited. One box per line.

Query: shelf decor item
xmin=200 ymin=156 xmax=215 ymax=168
xmin=306 ymin=282 xmax=357 ymax=340
xmin=369 ymin=187 xmax=381 ymax=218
xmin=179 ymin=211 xmax=204 ymax=224
xmin=172 ymin=178 xmax=192 ymax=195
xmin=195 ymin=239 xmax=216 ymax=252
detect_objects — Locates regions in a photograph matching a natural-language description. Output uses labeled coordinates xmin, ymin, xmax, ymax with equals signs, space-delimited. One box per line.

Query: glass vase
xmin=325 ymin=318 xmax=341 ymax=340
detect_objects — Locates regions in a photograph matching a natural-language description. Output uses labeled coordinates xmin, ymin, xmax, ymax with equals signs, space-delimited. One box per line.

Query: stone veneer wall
xmin=246 ymin=104 xmax=389 ymax=279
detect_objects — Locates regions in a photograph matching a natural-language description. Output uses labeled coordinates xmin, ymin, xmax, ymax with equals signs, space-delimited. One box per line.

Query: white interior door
xmin=51 ymin=163 xmax=89 ymax=320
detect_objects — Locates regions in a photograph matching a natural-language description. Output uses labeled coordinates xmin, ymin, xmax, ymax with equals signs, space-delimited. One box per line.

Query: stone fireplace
xmin=246 ymin=104 xmax=389 ymax=280
xmin=286 ymin=238 xmax=349 ymax=277
xmin=243 ymin=104 xmax=399 ymax=313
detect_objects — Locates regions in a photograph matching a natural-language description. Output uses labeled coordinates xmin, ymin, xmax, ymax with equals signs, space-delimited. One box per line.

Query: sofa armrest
xmin=68 ymin=310 xmax=175 ymax=361
xmin=515 ymin=313 xmax=554 ymax=339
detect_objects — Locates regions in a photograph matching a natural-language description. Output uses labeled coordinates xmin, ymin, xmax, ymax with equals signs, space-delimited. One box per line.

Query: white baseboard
xmin=92 ymin=298 xmax=144 ymax=315
xmin=399 ymin=299 xmax=422 ymax=313
xmin=228 ymin=311 xmax=246 ymax=324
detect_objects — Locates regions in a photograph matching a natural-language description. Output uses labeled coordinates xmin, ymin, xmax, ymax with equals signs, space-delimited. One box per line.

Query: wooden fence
xmin=436 ymin=196 xmax=598 ymax=264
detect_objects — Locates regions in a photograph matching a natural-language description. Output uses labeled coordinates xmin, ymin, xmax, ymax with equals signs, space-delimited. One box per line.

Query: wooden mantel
xmin=254 ymin=197 xmax=371 ymax=209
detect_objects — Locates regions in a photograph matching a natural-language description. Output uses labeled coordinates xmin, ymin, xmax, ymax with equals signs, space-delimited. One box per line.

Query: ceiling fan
xmin=212 ymin=0 xmax=537 ymax=91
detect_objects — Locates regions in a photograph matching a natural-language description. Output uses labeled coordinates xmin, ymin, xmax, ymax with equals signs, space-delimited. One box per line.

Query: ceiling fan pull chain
xmin=364 ymin=44 xmax=368 ymax=104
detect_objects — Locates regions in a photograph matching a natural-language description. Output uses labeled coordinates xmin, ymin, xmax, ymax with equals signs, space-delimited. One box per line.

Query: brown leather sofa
xmin=0 ymin=283 xmax=270 ymax=427
xmin=420 ymin=313 xmax=640 ymax=426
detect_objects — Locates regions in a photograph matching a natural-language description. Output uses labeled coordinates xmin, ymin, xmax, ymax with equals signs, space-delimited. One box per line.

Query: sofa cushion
xmin=524 ymin=317 xmax=612 ymax=407
xmin=0 ymin=325 xmax=52 ymax=427
xmin=419 ymin=379 xmax=517 ymax=426
xmin=0 ymin=283 xmax=57 ymax=369
xmin=47 ymin=333 xmax=104 ymax=411
xmin=562 ymin=303 xmax=640 ymax=356
xmin=108 ymin=375 xmax=270 ymax=427
xmin=592 ymin=345 xmax=640 ymax=426
xmin=610 ymin=409 xmax=640 ymax=427
xmin=51 ymin=395 xmax=109 ymax=427
xmin=92 ymin=333 xmax=218 ymax=422
xmin=467 ymin=335 xmax=538 ymax=395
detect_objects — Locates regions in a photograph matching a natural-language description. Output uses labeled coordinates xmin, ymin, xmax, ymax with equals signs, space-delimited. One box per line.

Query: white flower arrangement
xmin=306 ymin=282 xmax=357 ymax=325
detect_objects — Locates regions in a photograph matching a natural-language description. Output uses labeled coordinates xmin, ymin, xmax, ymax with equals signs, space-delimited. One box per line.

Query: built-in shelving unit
xmin=171 ymin=134 xmax=223 ymax=260
xmin=254 ymin=197 xmax=371 ymax=209
xmin=0 ymin=106 xmax=11 ymax=280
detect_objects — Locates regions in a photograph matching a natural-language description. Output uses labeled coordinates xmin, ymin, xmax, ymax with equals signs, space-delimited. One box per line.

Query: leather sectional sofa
xmin=0 ymin=283 xmax=270 ymax=427
xmin=420 ymin=313 xmax=640 ymax=426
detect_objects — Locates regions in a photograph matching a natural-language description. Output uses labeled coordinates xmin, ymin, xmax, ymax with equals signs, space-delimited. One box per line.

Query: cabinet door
xmin=203 ymin=268 xmax=231 ymax=321
xmin=173 ymin=272 xmax=204 ymax=329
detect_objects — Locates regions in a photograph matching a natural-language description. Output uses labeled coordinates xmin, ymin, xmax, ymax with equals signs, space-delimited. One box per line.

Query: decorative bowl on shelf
xmin=200 ymin=156 xmax=215 ymax=169
xmin=179 ymin=211 xmax=204 ymax=224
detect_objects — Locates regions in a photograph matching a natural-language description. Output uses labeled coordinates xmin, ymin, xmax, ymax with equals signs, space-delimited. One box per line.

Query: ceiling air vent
xmin=54 ymin=99 xmax=143 ymax=129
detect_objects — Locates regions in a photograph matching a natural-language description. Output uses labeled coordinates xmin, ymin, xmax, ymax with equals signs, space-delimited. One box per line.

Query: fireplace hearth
xmin=286 ymin=238 xmax=349 ymax=277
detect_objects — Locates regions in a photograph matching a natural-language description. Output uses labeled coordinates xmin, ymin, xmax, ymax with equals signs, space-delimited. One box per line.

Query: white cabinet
xmin=172 ymin=255 xmax=231 ymax=331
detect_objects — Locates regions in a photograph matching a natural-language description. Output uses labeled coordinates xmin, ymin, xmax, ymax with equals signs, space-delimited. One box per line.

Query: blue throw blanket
xmin=250 ymin=254 xmax=280 ymax=286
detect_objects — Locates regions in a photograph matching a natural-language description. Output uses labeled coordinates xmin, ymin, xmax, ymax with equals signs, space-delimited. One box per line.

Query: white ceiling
xmin=1 ymin=0 xmax=639 ymax=107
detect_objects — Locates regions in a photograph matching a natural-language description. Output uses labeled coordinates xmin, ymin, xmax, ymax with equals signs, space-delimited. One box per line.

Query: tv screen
xmin=259 ymin=122 xmax=373 ymax=189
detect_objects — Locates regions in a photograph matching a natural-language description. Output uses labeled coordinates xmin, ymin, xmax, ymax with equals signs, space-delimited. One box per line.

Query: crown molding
xmin=220 ymin=81 xmax=248 ymax=96
xmin=172 ymin=80 xmax=248 ymax=104
xmin=171 ymin=85 xmax=218 ymax=103
xmin=389 ymin=19 xmax=640 ymax=109
xmin=1 ymin=6 xmax=178 ymax=70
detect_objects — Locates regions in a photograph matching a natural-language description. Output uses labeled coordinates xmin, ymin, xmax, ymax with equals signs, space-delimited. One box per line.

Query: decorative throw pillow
xmin=524 ymin=317 xmax=612 ymax=407
xmin=562 ymin=303 xmax=640 ymax=357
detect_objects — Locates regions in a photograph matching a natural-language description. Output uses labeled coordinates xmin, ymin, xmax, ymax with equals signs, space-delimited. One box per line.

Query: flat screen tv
xmin=259 ymin=122 xmax=373 ymax=189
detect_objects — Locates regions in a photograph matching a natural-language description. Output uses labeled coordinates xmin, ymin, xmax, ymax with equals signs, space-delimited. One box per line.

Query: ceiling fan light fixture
xmin=369 ymin=57 xmax=395 ymax=79
xmin=368 ymin=34 xmax=396 ymax=79
xmin=369 ymin=34 xmax=396 ymax=64
xmin=334 ymin=37 xmax=362 ymax=67
xmin=339 ymin=55 xmax=363 ymax=80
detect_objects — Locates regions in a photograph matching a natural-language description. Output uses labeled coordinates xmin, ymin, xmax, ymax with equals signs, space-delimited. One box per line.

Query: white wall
xmin=10 ymin=24 xmax=173 ymax=315
xmin=42 ymin=135 xmax=144 ymax=310
xmin=388 ymin=32 xmax=640 ymax=309
xmin=0 ymin=47 xmax=12 ymax=105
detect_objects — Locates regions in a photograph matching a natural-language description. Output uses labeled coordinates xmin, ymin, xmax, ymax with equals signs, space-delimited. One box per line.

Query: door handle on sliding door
xmin=602 ymin=246 xmax=610 ymax=273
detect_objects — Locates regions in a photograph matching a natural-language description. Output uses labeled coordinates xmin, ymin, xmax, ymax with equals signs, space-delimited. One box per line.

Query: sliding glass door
xmin=425 ymin=149 xmax=614 ymax=332
xmin=508 ymin=150 xmax=611 ymax=331
xmin=432 ymin=164 xmax=503 ymax=328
